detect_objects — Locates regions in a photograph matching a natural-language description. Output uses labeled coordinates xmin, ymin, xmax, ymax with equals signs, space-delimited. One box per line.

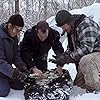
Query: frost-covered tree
xmin=15 ymin=0 xmax=19 ymax=14
xmin=0 ymin=0 xmax=96 ymax=27
xmin=94 ymin=0 xmax=100 ymax=3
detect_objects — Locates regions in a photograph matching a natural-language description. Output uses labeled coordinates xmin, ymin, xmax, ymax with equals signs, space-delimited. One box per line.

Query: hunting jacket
xmin=67 ymin=15 xmax=100 ymax=62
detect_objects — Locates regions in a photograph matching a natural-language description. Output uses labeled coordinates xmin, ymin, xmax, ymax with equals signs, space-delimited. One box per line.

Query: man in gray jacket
xmin=0 ymin=14 xmax=29 ymax=97
xmin=50 ymin=10 xmax=100 ymax=92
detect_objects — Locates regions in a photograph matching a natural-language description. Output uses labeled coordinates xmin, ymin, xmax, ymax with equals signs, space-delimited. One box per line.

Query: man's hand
xmin=49 ymin=53 xmax=75 ymax=66
xmin=49 ymin=57 xmax=65 ymax=66
xmin=49 ymin=58 xmax=58 ymax=64
xmin=32 ymin=67 xmax=43 ymax=79
xmin=55 ymin=65 xmax=63 ymax=76
xmin=12 ymin=68 xmax=29 ymax=83
xmin=52 ymin=55 xmax=60 ymax=59
xmin=17 ymin=65 xmax=27 ymax=72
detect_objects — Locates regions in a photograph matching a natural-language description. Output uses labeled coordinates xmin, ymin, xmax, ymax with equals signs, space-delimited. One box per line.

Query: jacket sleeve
xmin=70 ymin=22 xmax=98 ymax=61
xmin=20 ymin=31 xmax=36 ymax=69
xmin=14 ymin=37 xmax=26 ymax=67
xmin=15 ymin=47 xmax=26 ymax=66
xmin=52 ymin=30 xmax=64 ymax=56
xmin=0 ymin=38 xmax=14 ymax=78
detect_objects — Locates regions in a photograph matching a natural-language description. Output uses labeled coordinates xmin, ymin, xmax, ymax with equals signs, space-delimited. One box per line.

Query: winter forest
xmin=0 ymin=0 xmax=98 ymax=29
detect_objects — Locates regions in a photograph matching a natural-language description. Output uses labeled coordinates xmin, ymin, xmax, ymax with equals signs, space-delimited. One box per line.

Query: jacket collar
xmin=0 ymin=23 xmax=10 ymax=38
xmin=0 ymin=23 xmax=14 ymax=39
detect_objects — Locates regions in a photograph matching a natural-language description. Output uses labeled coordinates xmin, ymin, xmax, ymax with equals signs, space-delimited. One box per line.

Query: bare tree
xmin=37 ymin=0 xmax=42 ymax=21
xmin=73 ymin=0 xmax=94 ymax=8
xmin=0 ymin=0 xmax=96 ymax=29
xmin=15 ymin=0 xmax=19 ymax=14
xmin=95 ymin=0 xmax=100 ymax=3
xmin=43 ymin=0 xmax=48 ymax=20
xmin=50 ymin=0 xmax=59 ymax=14
xmin=68 ymin=0 xmax=73 ymax=10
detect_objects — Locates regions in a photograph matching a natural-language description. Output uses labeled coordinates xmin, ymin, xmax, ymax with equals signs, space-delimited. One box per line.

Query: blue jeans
xmin=0 ymin=74 xmax=24 ymax=97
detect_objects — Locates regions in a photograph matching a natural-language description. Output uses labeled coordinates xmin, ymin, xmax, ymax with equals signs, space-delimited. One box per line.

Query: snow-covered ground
xmin=1 ymin=2 xmax=100 ymax=100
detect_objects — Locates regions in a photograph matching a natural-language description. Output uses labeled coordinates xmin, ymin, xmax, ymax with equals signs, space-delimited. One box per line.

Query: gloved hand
xmin=12 ymin=68 xmax=29 ymax=83
xmin=49 ymin=53 xmax=75 ymax=66
xmin=52 ymin=55 xmax=60 ymax=59
xmin=55 ymin=65 xmax=63 ymax=76
xmin=16 ymin=65 xmax=27 ymax=72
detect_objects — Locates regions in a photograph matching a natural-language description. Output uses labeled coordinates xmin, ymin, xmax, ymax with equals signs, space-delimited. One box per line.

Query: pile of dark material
xmin=24 ymin=69 xmax=73 ymax=100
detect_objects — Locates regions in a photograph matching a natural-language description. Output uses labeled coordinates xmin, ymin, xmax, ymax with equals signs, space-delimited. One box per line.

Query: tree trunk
xmin=43 ymin=0 xmax=47 ymax=20
xmin=15 ymin=0 xmax=19 ymax=14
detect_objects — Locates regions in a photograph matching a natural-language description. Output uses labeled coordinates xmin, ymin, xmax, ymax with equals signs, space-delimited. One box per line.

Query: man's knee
xmin=79 ymin=53 xmax=100 ymax=91
xmin=9 ymin=79 xmax=24 ymax=90
xmin=79 ymin=52 xmax=100 ymax=66
xmin=0 ymin=87 xmax=10 ymax=97
xmin=0 ymin=75 xmax=10 ymax=97
xmin=79 ymin=54 xmax=94 ymax=71
xmin=80 ymin=54 xmax=91 ymax=65
xmin=0 ymin=81 xmax=10 ymax=97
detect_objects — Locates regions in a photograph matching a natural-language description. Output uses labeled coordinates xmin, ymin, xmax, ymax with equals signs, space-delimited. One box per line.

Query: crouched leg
xmin=9 ymin=79 xmax=24 ymax=90
xmin=79 ymin=52 xmax=100 ymax=91
xmin=0 ymin=75 xmax=10 ymax=97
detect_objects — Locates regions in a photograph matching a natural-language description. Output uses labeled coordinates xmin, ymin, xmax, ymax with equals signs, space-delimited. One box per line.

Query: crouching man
xmin=20 ymin=21 xmax=64 ymax=79
xmin=50 ymin=10 xmax=100 ymax=92
xmin=0 ymin=14 xmax=29 ymax=97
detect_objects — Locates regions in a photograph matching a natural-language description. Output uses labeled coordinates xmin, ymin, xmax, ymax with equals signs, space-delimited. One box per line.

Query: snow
xmin=1 ymin=2 xmax=100 ymax=100
xmin=0 ymin=90 xmax=24 ymax=100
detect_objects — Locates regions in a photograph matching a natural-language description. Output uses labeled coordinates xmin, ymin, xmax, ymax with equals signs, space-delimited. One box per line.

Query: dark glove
xmin=12 ymin=68 xmax=29 ymax=83
xmin=61 ymin=54 xmax=75 ymax=64
xmin=49 ymin=54 xmax=75 ymax=66
xmin=52 ymin=55 xmax=61 ymax=59
xmin=49 ymin=58 xmax=65 ymax=66
xmin=16 ymin=65 xmax=27 ymax=72
xmin=12 ymin=68 xmax=36 ymax=85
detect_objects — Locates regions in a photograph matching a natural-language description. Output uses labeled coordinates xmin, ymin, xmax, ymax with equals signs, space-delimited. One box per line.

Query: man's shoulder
xmin=25 ymin=28 xmax=32 ymax=34
xmin=48 ymin=28 xmax=60 ymax=42
xmin=49 ymin=27 xmax=60 ymax=36
xmin=25 ymin=25 xmax=37 ymax=34
xmin=78 ymin=16 xmax=99 ymax=29
xmin=0 ymin=24 xmax=8 ymax=39
xmin=49 ymin=27 xmax=58 ymax=32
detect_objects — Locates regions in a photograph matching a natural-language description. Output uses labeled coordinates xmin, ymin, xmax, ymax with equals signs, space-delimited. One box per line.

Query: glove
xmin=55 ymin=65 xmax=63 ymax=76
xmin=49 ymin=53 xmax=75 ymax=66
xmin=12 ymin=68 xmax=29 ymax=83
xmin=52 ymin=55 xmax=60 ymax=59
xmin=49 ymin=58 xmax=65 ymax=66
xmin=12 ymin=68 xmax=36 ymax=85
xmin=16 ymin=65 xmax=27 ymax=72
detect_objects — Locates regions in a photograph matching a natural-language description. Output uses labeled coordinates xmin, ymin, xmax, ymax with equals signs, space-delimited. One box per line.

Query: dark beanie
xmin=8 ymin=14 xmax=24 ymax=27
xmin=55 ymin=10 xmax=73 ymax=27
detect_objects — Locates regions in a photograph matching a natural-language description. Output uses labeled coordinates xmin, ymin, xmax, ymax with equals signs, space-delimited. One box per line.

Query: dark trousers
xmin=0 ymin=74 xmax=24 ymax=97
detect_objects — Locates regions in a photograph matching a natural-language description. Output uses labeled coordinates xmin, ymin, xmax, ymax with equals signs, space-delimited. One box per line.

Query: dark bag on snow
xmin=24 ymin=69 xmax=73 ymax=100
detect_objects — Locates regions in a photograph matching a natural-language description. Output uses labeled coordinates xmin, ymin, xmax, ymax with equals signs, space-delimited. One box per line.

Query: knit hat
xmin=8 ymin=14 xmax=24 ymax=27
xmin=55 ymin=10 xmax=74 ymax=27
